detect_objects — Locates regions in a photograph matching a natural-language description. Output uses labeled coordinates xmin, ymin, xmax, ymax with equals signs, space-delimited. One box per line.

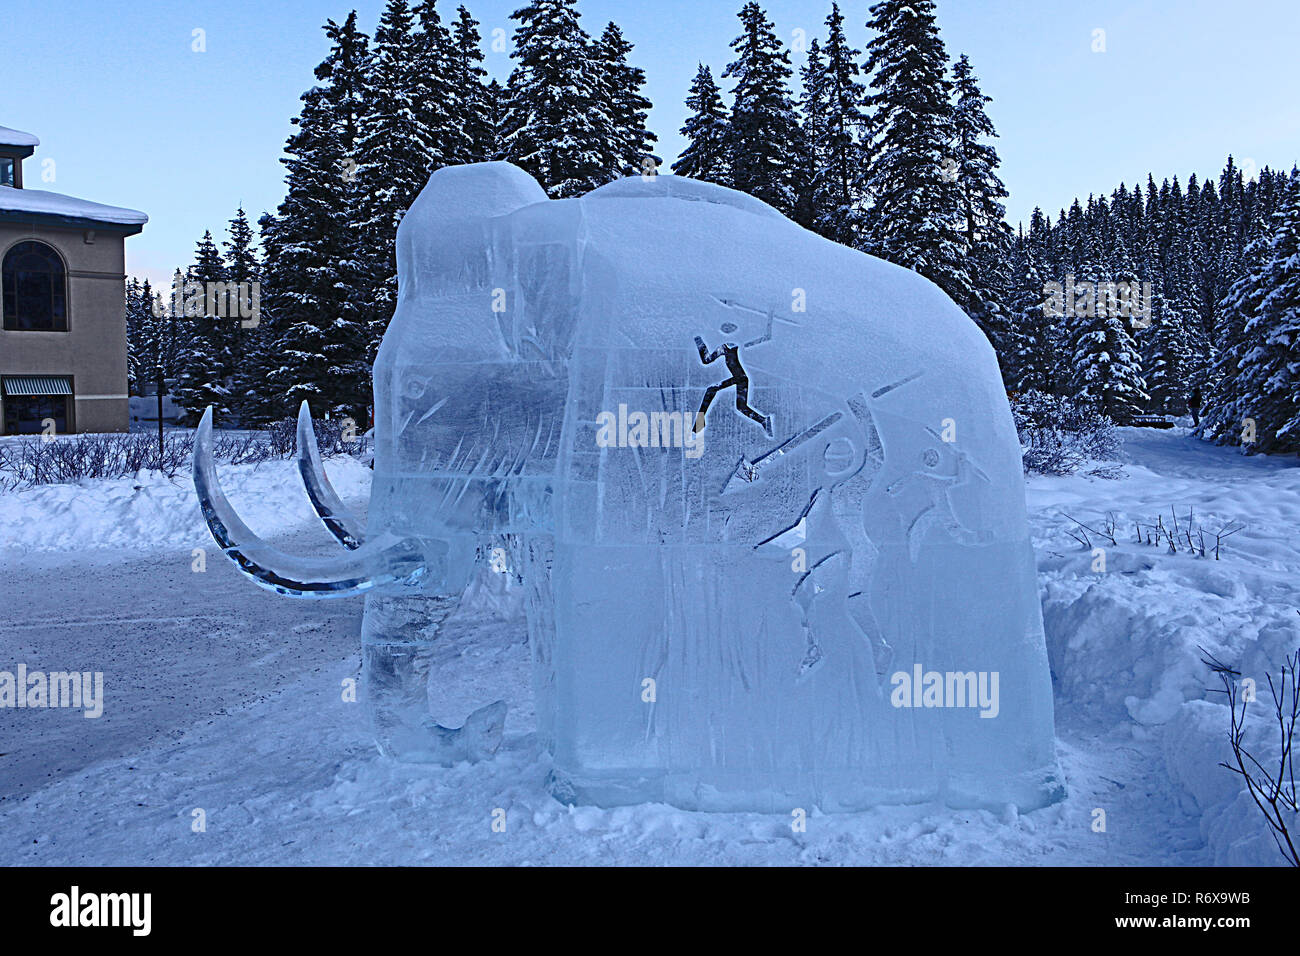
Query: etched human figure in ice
xmin=693 ymin=325 xmax=773 ymax=436
xmin=754 ymin=419 xmax=889 ymax=686
xmin=876 ymin=425 xmax=995 ymax=562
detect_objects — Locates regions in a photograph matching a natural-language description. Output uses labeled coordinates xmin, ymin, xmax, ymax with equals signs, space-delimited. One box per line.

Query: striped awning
xmin=2 ymin=375 xmax=73 ymax=397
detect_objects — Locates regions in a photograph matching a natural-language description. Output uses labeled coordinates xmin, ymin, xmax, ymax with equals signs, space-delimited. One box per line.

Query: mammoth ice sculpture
xmin=195 ymin=162 xmax=1064 ymax=813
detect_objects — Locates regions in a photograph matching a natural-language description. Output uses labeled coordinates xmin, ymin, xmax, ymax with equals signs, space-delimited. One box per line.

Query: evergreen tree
xmin=672 ymin=63 xmax=731 ymax=185
xmin=1003 ymin=240 xmax=1059 ymax=393
xmin=861 ymin=0 xmax=972 ymax=309
xmin=1069 ymin=253 xmax=1149 ymax=422
xmin=1204 ymin=171 xmax=1300 ymax=453
xmin=1200 ymin=232 xmax=1271 ymax=446
xmin=258 ymin=12 xmax=373 ymax=422
xmin=484 ymin=78 xmax=505 ymax=156
xmin=124 ymin=278 xmax=147 ymax=395
xmin=955 ymin=54 xmax=1017 ymax=348
xmin=800 ymin=3 xmax=870 ymax=246
xmin=791 ymin=37 xmax=825 ymax=230
xmin=173 ymin=231 xmax=233 ymax=423
xmin=1143 ymin=292 xmax=1193 ymax=415
xmin=355 ymin=0 xmax=436 ymax=363
xmin=450 ymin=5 xmax=495 ymax=163
xmin=221 ymin=208 xmax=262 ymax=423
xmin=413 ymin=0 xmax=468 ymax=169
xmin=594 ymin=22 xmax=658 ymax=177
xmin=126 ymin=277 xmax=180 ymax=397
xmin=223 ymin=208 xmax=260 ymax=286
xmin=147 ymin=279 xmax=181 ymax=391
xmin=950 ymin=54 xmax=1009 ymax=252
xmin=721 ymin=2 xmax=804 ymax=216
xmin=499 ymin=0 xmax=614 ymax=198
xmin=1245 ymin=171 xmax=1300 ymax=452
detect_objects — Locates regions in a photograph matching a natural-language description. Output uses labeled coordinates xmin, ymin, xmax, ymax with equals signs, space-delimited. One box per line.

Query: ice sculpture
xmin=196 ymin=162 xmax=1063 ymax=812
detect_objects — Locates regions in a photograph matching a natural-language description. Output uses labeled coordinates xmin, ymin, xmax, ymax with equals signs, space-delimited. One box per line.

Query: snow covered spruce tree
xmin=484 ymin=77 xmax=505 ymax=153
xmin=450 ymin=4 xmax=496 ymax=163
xmin=411 ymin=1 xmax=467 ymax=168
xmin=172 ymin=231 xmax=234 ymax=424
xmin=673 ymin=63 xmax=731 ymax=185
xmin=794 ymin=37 xmax=826 ymax=230
xmin=1143 ymin=290 xmax=1193 ymax=416
xmin=721 ymin=2 xmax=805 ymax=218
xmin=1238 ymin=171 xmax=1300 ymax=453
xmin=1003 ymin=239 xmax=1060 ymax=394
xmin=125 ymin=278 xmax=172 ymax=396
xmin=594 ymin=22 xmax=658 ymax=177
xmin=124 ymin=278 xmax=148 ymax=395
xmin=861 ymin=0 xmax=973 ymax=312
xmin=1068 ymin=252 xmax=1149 ymax=424
xmin=355 ymin=0 xmax=440 ymax=368
xmin=258 ymin=12 xmax=373 ymax=423
xmin=125 ymin=277 xmax=181 ymax=398
xmin=1202 ymin=171 xmax=1300 ymax=453
xmin=498 ymin=0 xmax=615 ymax=198
xmin=222 ymin=207 xmax=261 ymax=423
xmin=1200 ymin=226 xmax=1273 ymax=446
xmin=798 ymin=3 xmax=870 ymax=247
xmin=951 ymin=54 xmax=1009 ymax=251
xmin=951 ymin=53 xmax=1013 ymax=344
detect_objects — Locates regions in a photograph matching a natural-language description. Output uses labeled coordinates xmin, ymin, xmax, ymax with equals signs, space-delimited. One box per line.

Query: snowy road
xmin=0 ymin=431 xmax=1295 ymax=865
xmin=0 ymin=528 xmax=363 ymax=805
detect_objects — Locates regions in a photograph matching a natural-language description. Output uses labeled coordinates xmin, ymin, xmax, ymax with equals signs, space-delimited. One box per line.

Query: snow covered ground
xmin=0 ymin=428 xmax=1295 ymax=865
xmin=0 ymin=452 xmax=373 ymax=555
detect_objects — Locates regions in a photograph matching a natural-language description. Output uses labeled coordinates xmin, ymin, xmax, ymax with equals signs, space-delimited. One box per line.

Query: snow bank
xmin=1161 ymin=700 xmax=1289 ymax=866
xmin=1 ymin=426 xmax=1294 ymax=864
xmin=0 ymin=456 xmax=372 ymax=554
xmin=1029 ymin=428 xmax=1300 ymax=865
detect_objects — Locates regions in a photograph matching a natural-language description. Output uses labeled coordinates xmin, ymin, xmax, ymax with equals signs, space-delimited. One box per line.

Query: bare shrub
xmin=0 ymin=418 xmax=369 ymax=490
xmin=1202 ymin=645 xmax=1299 ymax=867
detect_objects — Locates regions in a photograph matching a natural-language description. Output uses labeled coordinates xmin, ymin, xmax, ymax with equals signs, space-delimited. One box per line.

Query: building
xmin=0 ymin=124 xmax=147 ymax=434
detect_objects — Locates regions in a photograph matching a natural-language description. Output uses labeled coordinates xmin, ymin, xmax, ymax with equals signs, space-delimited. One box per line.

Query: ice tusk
xmin=297 ymin=401 xmax=366 ymax=550
xmin=193 ymin=408 xmax=432 ymax=598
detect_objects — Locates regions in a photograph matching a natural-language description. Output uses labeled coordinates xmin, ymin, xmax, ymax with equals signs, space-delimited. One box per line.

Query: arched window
xmin=3 ymin=241 xmax=67 ymax=331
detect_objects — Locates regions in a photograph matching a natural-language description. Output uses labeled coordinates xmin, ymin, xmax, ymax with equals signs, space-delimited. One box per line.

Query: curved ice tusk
xmin=297 ymin=401 xmax=366 ymax=550
xmin=193 ymin=408 xmax=431 ymax=598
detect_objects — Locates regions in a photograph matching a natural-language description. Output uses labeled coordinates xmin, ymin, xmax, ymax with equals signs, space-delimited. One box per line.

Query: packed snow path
xmin=0 ymin=527 xmax=361 ymax=805
xmin=0 ymin=429 xmax=1294 ymax=864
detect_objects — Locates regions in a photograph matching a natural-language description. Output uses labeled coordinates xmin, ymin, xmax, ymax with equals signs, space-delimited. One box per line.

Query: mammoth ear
xmin=396 ymin=162 xmax=548 ymax=297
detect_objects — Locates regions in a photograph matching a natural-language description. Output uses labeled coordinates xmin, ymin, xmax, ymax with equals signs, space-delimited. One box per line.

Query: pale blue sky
xmin=3 ymin=0 xmax=1296 ymax=286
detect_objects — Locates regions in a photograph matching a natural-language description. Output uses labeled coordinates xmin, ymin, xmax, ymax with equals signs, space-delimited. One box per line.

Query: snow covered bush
xmin=1011 ymin=390 xmax=1121 ymax=476
xmin=0 ymin=432 xmax=268 ymax=487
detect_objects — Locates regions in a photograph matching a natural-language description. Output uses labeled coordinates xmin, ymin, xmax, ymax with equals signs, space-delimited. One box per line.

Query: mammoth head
xmin=193 ymin=163 xmax=552 ymax=599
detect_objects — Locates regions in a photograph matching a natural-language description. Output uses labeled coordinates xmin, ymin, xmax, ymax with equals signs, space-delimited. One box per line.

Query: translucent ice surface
xmin=368 ymin=162 xmax=1062 ymax=811
xmin=197 ymin=161 xmax=1062 ymax=809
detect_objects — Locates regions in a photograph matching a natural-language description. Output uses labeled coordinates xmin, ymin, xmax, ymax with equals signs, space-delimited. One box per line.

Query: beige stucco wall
xmin=0 ymin=221 xmax=130 ymax=433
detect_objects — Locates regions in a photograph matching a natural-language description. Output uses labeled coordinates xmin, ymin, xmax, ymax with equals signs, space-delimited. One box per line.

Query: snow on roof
xmin=0 ymin=185 xmax=147 ymax=227
xmin=0 ymin=125 xmax=39 ymax=148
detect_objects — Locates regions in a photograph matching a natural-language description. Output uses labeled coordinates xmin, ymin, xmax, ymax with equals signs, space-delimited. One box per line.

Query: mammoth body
xmin=199 ymin=163 xmax=1062 ymax=813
